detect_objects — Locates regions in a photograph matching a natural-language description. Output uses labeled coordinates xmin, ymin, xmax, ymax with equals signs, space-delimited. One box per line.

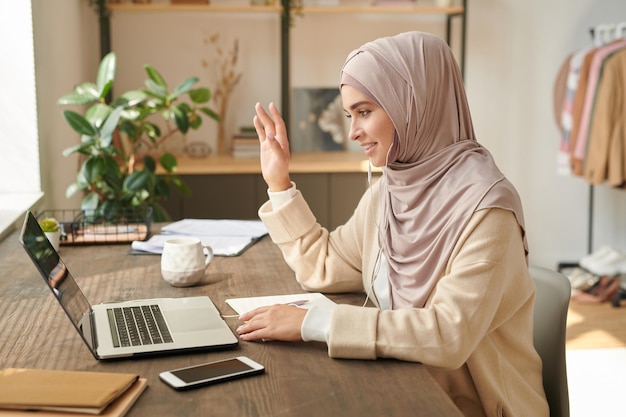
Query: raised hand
xmin=253 ymin=102 xmax=292 ymax=192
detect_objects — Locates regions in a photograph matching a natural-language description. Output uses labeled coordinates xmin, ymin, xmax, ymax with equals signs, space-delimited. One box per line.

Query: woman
xmin=237 ymin=32 xmax=548 ymax=417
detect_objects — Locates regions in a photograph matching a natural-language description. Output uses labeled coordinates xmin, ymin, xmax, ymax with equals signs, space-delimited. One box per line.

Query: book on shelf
xmin=232 ymin=136 xmax=259 ymax=144
xmin=339 ymin=0 xmax=373 ymax=5
xmin=232 ymin=150 xmax=261 ymax=159
xmin=372 ymin=0 xmax=416 ymax=6
xmin=0 ymin=368 xmax=145 ymax=416
xmin=302 ymin=0 xmax=340 ymax=5
xmin=231 ymin=132 xmax=260 ymax=158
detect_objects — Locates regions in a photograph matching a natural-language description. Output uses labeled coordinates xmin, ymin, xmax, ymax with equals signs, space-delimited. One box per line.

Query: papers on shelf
xmin=225 ymin=292 xmax=336 ymax=315
xmin=131 ymin=219 xmax=268 ymax=257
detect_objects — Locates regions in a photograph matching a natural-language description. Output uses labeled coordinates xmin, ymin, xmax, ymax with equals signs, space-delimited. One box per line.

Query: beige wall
xmin=32 ymin=0 xmax=626 ymax=269
xmin=32 ymin=0 xmax=100 ymax=212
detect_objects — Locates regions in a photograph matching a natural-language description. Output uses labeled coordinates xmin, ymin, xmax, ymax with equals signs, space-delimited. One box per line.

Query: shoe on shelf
xmin=564 ymin=266 xmax=600 ymax=291
xmin=579 ymin=245 xmax=614 ymax=270
xmin=580 ymin=246 xmax=626 ymax=276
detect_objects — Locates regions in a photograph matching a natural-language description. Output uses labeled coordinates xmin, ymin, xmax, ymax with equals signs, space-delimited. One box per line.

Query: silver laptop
xmin=19 ymin=211 xmax=238 ymax=360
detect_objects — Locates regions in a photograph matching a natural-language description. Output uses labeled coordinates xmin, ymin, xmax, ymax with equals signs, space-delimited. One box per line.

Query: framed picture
xmin=291 ymin=88 xmax=348 ymax=152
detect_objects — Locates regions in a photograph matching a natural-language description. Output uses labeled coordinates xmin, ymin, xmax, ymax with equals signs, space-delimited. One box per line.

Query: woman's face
xmin=341 ymin=85 xmax=395 ymax=168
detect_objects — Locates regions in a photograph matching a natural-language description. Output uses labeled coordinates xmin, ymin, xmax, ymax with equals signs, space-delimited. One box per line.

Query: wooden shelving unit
xmin=99 ymin=1 xmax=467 ymax=226
xmin=106 ymin=1 xmax=468 ymax=129
xmin=109 ymin=4 xmax=281 ymax=12
xmin=299 ymin=5 xmax=464 ymax=14
xmin=155 ymin=152 xmax=375 ymax=175
xmin=108 ymin=3 xmax=462 ymax=13
xmin=280 ymin=1 xmax=467 ymax=129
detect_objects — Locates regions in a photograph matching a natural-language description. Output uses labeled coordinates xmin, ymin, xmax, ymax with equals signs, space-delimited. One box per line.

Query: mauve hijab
xmin=340 ymin=32 xmax=527 ymax=309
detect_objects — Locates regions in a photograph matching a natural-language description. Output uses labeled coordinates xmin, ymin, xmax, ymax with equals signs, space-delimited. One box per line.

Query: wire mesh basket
xmin=36 ymin=207 xmax=152 ymax=245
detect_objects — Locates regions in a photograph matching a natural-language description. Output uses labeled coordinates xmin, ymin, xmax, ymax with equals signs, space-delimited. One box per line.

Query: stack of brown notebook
xmin=0 ymin=369 xmax=147 ymax=417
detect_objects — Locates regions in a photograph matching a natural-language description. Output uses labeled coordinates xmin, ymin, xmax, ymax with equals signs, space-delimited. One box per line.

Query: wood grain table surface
xmin=0 ymin=224 xmax=462 ymax=417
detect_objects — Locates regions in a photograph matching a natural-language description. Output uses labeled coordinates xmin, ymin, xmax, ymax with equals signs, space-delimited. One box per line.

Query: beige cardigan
xmin=258 ymin=182 xmax=549 ymax=417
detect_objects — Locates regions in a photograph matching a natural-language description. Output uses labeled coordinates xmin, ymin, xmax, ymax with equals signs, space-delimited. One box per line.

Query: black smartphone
xmin=159 ymin=356 xmax=265 ymax=390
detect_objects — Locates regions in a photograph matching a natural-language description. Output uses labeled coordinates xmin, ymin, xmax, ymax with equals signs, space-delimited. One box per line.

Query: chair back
xmin=529 ymin=265 xmax=571 ymax=417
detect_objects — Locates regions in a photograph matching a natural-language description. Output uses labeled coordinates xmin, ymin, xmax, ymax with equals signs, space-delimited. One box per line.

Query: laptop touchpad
xmin=165 ymin=309 xmax=222 ymax=333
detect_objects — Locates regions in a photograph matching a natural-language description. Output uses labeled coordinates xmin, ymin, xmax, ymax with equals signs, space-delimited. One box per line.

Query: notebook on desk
xmin=19 ymin=211 xmax=238 ymax=360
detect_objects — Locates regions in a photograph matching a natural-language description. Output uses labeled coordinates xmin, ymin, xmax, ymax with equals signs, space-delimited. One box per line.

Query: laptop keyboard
xmin=107 ymin=305 xmax=173 ymax=348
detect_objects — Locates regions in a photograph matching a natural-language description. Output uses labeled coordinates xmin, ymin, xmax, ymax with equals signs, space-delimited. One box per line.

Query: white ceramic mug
xmin=161 ymin=237 xmax=213 ymax=287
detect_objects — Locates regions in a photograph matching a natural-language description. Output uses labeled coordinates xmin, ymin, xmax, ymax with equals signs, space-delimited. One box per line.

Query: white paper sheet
xmin=131 ymin=234 xmax=261 ymax=256
xmin=225 ymin=293 xmax=336 ymax=315
xmin=161 ymin=219 xmax=268 ymax=237
xmin=130 ymin=219 xmax=268 ymax=256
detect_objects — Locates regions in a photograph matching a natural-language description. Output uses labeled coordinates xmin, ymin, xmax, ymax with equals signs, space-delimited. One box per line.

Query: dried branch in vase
xmin=202 ymin=34 xmax=243 ymax=155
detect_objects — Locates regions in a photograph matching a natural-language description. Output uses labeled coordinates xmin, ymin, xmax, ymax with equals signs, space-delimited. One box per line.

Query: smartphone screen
xmin=172 ymin=358 xmax=257 ymax=383
xmin=160 ymin=356 xmax=264 ymax=390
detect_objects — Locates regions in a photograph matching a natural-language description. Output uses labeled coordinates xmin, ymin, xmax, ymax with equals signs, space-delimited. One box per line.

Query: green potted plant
xmin=39 ymin=217 xmax=60 ymax=250
xmin=58 ymin=52 xmax=219 ymax=222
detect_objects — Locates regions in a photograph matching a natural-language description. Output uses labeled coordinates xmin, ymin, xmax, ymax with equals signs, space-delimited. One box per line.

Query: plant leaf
xmin=189 ymin=87 xmax=211 ymax=103
xmin=84 ymin=157 xmax=105 ymax=182
xmin=100 ymin=80 xmax=114 ymax=101
xmin=58 ymin=82 xmax=101 ymax=105
xmin=118 ymin=90 xmax=149 ymax=107
xmin=103 ymin=155 xmax=122 ymax=178
xmin=103 ymin=169 xmax=123 ymax=193
xmin=96 ymin=52 xmax=116 ymax=97
xmin=62 ymin=143 xmax=85 ymax=157
xmin=154 ymin=177 xmax=170 ymax=199
xmin=144 ymin=79 xmax=168 ymax=98
xmin=65 ymin=182 xmax=85 ymax=198
xmin=159 ymin=153 xmax=177 ymax=172
xmin=133 ymin=189 xmax=151 ymax=205
xmin=170 ymin=175 xmax=191 ymax=196
xmin=171 ymin=76 xmax=198 ymax=98
xmin=199 ymin=107 xmax=221 ymax=122
xmin=124 ymin=170 xmax=150 ymax=191
xmin=189 ymin=115 xmax=202 ymax=130
xmin=63 ymin=110 xmax=98 ymax=136
xmin=172 ymin=105 xmax=189 ymax=133
xmin=119 ymin=119 xmax=139 ymax=139
xmin=85 ymin=103 xmax=112 ymax=128
xmin=144 ymin=65 xmax=168 ymax=88
xmin=142 ymin=122 xmax=161 ymax=141
xmin=100 ymin=200 xmax=122 ymax=219
xmin=81 ymin=192 xmax=100 ymax=211
xmin=75 ymin=82 xmax=100 ymax=97
xmin=178 ymin=102 xmax=192 ymax=114
xmin=100 ymin=106 xmax=123 ymax=144
xmin=143 ymin=155 xmax=156 ymax=173
xmin=120 ymin=108 xmax=143 ymax=122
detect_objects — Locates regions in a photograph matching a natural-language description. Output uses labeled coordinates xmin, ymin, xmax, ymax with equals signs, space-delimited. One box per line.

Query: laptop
xmin=19 ymin=211 xmax=238 ymax=360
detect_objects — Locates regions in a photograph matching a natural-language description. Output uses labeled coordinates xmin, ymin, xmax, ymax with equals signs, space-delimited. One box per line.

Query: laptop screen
xmin=19 ymin=211 xmax=97 ymax=356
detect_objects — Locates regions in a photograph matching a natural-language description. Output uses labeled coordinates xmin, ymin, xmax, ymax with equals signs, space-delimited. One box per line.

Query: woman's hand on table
xmin=236 ymin=304 xmax=307 ymax=342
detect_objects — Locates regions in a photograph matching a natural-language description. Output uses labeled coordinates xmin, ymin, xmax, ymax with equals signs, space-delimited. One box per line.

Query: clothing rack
xmin=557 ymin=24 xmax=626 ymax=307
xmin=584 ymin=22 xmax=626 ymax=255
xmin=587 ymin=184 xmax=594 ymax=254
xmin=584 ymin=24 xmax=626 ymax=307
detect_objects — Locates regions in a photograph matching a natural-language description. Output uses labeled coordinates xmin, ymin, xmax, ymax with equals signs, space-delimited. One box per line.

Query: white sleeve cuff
xmin=267 ymin=181 xmax=297 ymax=210
xmin=301 ymin=303 xmax=337 ymax=343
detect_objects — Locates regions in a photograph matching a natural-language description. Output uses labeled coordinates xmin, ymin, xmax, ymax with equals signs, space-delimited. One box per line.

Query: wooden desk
xmin=0 ymin=228 xmax=462 ymax=417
